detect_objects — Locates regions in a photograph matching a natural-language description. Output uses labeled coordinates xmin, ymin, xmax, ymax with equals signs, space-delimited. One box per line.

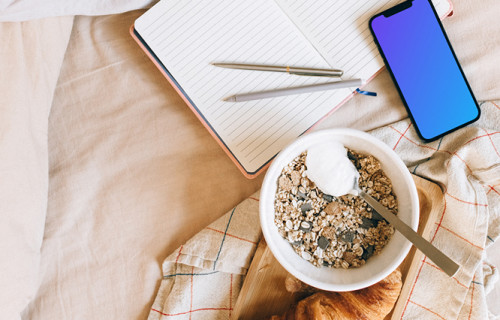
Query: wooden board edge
xmin=232 ymin=237 xmax=267 ymax=318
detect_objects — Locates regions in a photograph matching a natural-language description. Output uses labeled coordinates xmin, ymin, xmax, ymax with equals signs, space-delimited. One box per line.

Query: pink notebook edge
xmin=130 ymin=25 xmax=258 ymax=179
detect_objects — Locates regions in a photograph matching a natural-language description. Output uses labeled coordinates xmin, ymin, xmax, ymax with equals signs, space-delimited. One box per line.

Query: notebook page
xmin=135 ymin=0 xmax=356 ymax=174
xmin=274 ymin=0 xmax=451 ymax=80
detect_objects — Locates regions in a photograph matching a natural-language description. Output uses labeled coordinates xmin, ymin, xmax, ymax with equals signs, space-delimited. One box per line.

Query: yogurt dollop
xmin=305 ymin=141 xmax=359 ymax=197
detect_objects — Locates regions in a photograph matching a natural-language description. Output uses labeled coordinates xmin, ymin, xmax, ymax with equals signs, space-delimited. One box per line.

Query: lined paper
xmin=136 ymin=0 xmax=354 ymax=173
xmin=135 ymin=0 xmax=451 ymax=174
xmin=275 ymin=0 xmax=451 ymax=80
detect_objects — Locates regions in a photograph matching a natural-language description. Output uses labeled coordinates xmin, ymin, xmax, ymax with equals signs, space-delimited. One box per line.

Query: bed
xmin=1 ymin=0 xmax=499 ymax=319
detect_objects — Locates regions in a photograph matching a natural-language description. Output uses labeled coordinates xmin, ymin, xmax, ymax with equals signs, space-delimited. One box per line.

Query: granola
xmin=274 ymin=149 xmax=397 ymax=268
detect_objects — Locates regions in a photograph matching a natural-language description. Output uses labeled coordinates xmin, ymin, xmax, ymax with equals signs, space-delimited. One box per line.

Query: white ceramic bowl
xmin=260 ymin=128 xmax=419 ymax=292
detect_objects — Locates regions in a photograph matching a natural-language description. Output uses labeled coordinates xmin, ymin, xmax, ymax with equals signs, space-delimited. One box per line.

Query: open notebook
xmin=131 ymin=0 xmax=452 ymax=178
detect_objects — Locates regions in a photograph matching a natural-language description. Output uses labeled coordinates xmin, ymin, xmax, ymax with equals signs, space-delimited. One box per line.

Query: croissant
xmin=270 ymin=269 xmax=402 ymax=320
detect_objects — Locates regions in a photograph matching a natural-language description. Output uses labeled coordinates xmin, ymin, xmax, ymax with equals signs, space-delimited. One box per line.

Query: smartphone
xmin=369 ymin=0 xmax=480 ymax=142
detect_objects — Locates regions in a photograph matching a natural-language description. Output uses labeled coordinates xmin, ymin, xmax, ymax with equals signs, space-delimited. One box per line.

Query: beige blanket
xmin=1 ymin=0 xmax=500 ymax=318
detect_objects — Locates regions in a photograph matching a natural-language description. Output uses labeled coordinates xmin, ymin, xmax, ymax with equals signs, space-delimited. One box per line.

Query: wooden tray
xmin=232 ymin=175 xmax=444 ymax=320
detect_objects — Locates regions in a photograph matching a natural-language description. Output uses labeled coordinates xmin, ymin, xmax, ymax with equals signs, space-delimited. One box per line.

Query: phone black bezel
xmin=368 ymin=0 xmax=480 ymax=142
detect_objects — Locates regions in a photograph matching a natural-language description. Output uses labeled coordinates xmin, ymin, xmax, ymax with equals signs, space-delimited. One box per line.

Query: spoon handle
xmin=360 ymin=191 xmax=460 ymax=277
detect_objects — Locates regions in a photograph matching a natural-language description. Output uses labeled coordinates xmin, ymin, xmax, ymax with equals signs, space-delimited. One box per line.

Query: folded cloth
xmin=148 ymin=101 xmax=500 ymax=320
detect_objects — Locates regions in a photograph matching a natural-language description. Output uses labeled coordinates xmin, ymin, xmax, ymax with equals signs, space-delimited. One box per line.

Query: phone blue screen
xmin=370 ymin=0 xmax=479 ymax=141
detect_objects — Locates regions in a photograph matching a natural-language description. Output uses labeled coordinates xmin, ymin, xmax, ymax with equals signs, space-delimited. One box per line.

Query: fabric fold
xmin=0 ymin=16 xmax=74 ymax=320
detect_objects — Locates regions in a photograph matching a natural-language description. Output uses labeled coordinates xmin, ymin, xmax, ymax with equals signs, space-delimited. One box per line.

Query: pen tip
xmin=223 ymin=96 xmax=236 ymax=102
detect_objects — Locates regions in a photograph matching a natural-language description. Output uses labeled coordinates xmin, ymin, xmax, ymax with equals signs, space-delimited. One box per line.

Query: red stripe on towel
xmin=487 ymin=185 xmax=500 ymax=195
xmin=468 ymin=276 xmax=475 ymax=320
xmin=229 ymin=274 xmax=233 ymax=319
xmin=175 ymin=246 xmax=183 ymax=264
xmin=389 ymin=126 xmax=438 ymax=151
xmin=423 ymin=261 xmax=467 ymax=288
xmin=482 ymin=128 xmax=500 ymax=159
xmin=401 ymin=257 xmax=427 ymax=319
xmin=189 ymin=266 xmax=194 ymax=320
xmin=431 ymin=197 xmax=447 ymax=243
xmin=441 ymin=150 xmax=473 ymax=173
xmin=409 ymin=300 xmax=446 ymax=319
xmin=388 ymin=125 xmax=475 ymax=173
xmin=463 ymin=131 xmax=500 ymax=146
xmin=445 ymin=192 xmax=488 ymax=207
xmin=393 ymin=123 xmax=412 ymax=150
xmin=434 ymin=224 xmax=484 ymax=250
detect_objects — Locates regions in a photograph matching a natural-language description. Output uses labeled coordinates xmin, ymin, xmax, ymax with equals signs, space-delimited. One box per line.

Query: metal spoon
xmin=353 ymin=176 xmax=460 ymax=277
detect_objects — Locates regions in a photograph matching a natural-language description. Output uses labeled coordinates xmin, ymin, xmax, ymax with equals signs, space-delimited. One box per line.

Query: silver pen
xmin=212 ymin=62 xmax=343 ymax=77
xmin=223 ymin=79 xmax=363 ymax=102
